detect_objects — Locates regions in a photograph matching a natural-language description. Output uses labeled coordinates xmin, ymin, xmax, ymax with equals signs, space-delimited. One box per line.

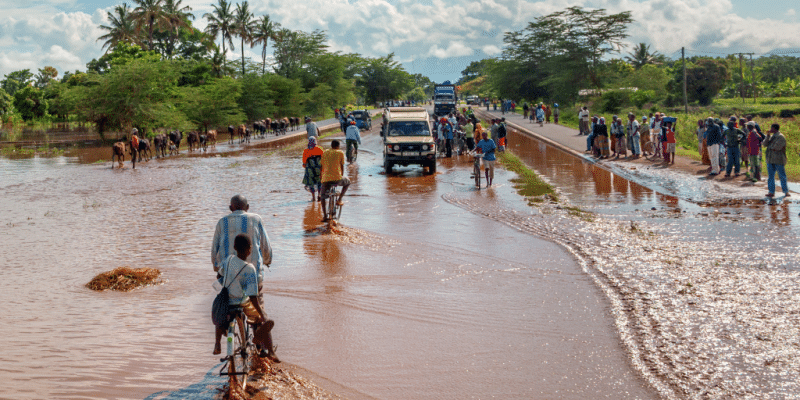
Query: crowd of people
xmin=576 ymin=105 xmax=790 ymax=197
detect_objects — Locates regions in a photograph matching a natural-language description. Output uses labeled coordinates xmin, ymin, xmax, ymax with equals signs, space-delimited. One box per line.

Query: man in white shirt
xmin=211 ymin=195 xmax=273 ymax=287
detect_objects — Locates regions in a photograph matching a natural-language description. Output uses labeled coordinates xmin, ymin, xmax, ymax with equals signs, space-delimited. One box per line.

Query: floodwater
xmin=1 ymin=122 xmax=799 ymax=400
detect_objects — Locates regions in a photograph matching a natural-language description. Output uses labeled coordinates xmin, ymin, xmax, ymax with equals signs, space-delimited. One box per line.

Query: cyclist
xmin=320 ymin=140 xmax=350 ymax=222
xmin=344 ymin=120 xmax=361 ymax=163
xmin=475 ymin=131 xmax=497 ymax=187
xmin=213 ymin=234 xmax=278 ymax=362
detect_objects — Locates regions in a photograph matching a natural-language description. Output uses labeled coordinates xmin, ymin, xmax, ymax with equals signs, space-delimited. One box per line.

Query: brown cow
xmin=237 ymin=124 xmax=246 ymax=143
xmin=206 ymin=130 xmax=217 ymax=146
xmin=112 ymin=142 xmax=126 ymax=168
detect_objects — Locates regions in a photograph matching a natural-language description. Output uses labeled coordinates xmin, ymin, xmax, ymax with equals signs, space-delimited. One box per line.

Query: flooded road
xmin=1 ymin=130 xmax=657 ymax=399
xmin=3 ymin=120 xmax=800 ymax=399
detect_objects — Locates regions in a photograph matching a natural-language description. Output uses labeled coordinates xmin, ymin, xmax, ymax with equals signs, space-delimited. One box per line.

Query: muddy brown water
xmin=2 ymin=122 xmax=799 ymax=399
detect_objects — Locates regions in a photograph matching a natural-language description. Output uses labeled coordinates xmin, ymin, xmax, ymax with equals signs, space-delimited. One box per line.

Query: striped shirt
xmin=211 ymin=210 xmax=272 ymax=282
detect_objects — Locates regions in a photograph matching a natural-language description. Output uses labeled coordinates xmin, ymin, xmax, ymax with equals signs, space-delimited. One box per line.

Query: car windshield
xmin=388 ymin=121 xmax=429 ymax=136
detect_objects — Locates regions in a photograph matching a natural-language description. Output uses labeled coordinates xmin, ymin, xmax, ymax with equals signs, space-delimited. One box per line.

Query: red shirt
xmin=665 ymin=128 xmax=676 ymax=143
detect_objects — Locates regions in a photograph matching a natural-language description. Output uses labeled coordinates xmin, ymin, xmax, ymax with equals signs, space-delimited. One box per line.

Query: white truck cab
xmin=381 ymin=107 xmax=436 ymax=174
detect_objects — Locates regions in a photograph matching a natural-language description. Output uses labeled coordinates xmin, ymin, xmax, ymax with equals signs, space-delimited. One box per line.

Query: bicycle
xmin=346 ymin=141 xmax=358 ymax=164
xmin=324 ymin=184 xmax=343 ymax=227
xmin=471 ymin=150 xmax=482 ymax=188
xmin=219 ymin=307 xmax=257 ymax=392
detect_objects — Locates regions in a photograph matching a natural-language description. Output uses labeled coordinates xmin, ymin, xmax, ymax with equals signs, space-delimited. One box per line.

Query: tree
xmin=159 ymin=0 xmax=194 ymax=59
xmin=35 ymin=66 xmax=58 ymax=88
xmin=132 ymin=0 xmax=168 ymax=51
xmin=232 ymin=1 xmax=255 ymax=76
xmin=251 ymin=15 xmax=276 ymax=75
xmin=203 ymin=0 xmax=235 ymax=73
xmin=181 ymin=76 xmax=245 ymax=132
xmin=13 ymin=85 xmax=49 ymax=121
xmin=0 ymin=87 xmax=12 ymax=115
xmin=98 ymin=3 xmax=140 ymax=53
xmin=1 ymin=69 xmax=34 ymax=97
xmin=272 ymin=28 xmax=328 ymax=79
xmin=86 ymin=42 xmax=161 ymax=75
xmin=668 ymin=58 xmax=729 ymax=106
xmin=356 ymin=53 xmax=413 ymax=105
xmin=625 ymin=43 xmax=663 ymax=69
xmin=501 ymin=6 xmax=633 ymax=102
xmin=70 ymin=59 xmax=187 ymax=138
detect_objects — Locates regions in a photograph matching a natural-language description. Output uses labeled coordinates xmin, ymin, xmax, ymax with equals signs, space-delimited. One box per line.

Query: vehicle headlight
xmin=422 ymin=145 xmax=430 ymax=151
xmin=392 ymin=145 xmax=401 ymax=151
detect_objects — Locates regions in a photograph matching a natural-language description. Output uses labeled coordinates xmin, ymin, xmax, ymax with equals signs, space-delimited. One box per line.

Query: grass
xmin=497 ymin=150 xmax=558 ymax=202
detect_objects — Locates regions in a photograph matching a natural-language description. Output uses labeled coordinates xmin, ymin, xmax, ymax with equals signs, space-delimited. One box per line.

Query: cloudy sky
xmin=1 ymin=0 xmax=800 ymax=83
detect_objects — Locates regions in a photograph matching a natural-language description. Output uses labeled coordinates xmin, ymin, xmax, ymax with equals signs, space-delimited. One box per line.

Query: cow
xmin=289 ymin=117 xmax=299 ymax=131
xmin=228 ymin=125 xmax=235 ymax=144
xmin=279 ymin=118 xmax=288 ymax=135
xmin=168 ymin=130 xmax=182 ymax=153
xmin=206 ymin=130 xmax=217 ymax=147
xmin=187 ymin=131 xmax=199 ymax=152
xmin=112 ymin=141 xmax=125 ymax=169
xmin=199 ymin=132 xmax=208 ymax=151
xmin=237 ymin=124 xmax=246 ymax=143
xmin=137 ymin=138 xmax=152 ymax=162
xmin=264 ymin=118 xmax=272 ymax=135
xmin=153 ymin=134 xmax=167 ymax=158
xmin=270 ymin=119 xmax=278 ymax=136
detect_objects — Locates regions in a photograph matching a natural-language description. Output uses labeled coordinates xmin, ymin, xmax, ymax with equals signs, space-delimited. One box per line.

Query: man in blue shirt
xmin=475 ymin=131 xmax=497 ymax=186
xmin=345 ymin=120 xmax=362 ymax=163
xmin=443 ymin=121 xmax=454 ymax=158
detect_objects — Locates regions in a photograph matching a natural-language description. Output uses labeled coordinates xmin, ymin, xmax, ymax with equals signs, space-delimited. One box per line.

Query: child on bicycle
xmin=214 ymin=234 xmax=278 ymax=362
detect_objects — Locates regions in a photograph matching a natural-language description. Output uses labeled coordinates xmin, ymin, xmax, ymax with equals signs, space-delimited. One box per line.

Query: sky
xmin=1 ymin=0 xmax=800 ymax=84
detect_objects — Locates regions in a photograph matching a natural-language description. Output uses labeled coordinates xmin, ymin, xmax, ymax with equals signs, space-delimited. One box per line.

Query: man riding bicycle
xmin=475 ymin=131 xmax=497 ymax=187
xmin=320 ymin=140 xmax=350 ymax=222
xmin=345 ymin=120 xmax=362 ymax=164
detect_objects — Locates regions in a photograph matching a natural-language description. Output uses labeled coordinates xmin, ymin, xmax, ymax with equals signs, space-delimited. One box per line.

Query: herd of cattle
xmin=111 ymin=117 xmax=301 ymax=169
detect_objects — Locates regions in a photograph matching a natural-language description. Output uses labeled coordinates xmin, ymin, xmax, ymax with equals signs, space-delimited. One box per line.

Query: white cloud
xmin=428 ymin=41 xmax=474 ymax=58
xmin=788 ymin=9 xmax=796 ymax=16
xmin=482 ymin=45 xmax=502 ymax=55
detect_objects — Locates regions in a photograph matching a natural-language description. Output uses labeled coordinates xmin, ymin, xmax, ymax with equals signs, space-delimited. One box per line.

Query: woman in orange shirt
xmin=302 ymin=137 xmax=324 ymax=201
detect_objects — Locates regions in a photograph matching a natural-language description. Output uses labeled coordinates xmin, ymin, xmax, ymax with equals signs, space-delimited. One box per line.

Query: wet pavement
xmin=3 ymin=107 xmax=800 ymax=400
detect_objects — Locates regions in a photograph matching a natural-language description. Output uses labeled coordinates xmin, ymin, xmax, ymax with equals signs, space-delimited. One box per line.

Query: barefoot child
xmin=214 ymin=234 xmax=279 ymax=362
xmin=664 ymin=120 xmax=676 ymax=164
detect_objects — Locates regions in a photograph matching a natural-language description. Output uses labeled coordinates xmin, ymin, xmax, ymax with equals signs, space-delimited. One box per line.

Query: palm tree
xmin=97 ymin=3 xmax=140 ymax=52
xmin=625 ymin=43 xmax=663 ymax=69
xmin=232 ymin=1 xmax=255 ymax=76
xmin=251 ymin=15 xmax=276 ymax=75
xmin=131 ymin=0 xmax=167 ymax=51
xmin=203 ymin=0 xmax=235 ymax=73
xmin=161 ymin=0 xmax=194 ymax=58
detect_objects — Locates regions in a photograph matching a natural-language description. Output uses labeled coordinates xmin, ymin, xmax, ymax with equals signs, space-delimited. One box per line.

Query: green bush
xmin=630 ymin=90 xmax=655 ymax=108
xmin=601 ymin=90 xmax=630 ymax=113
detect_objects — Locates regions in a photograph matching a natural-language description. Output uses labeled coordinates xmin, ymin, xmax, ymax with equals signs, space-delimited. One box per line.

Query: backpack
xmin=211 ymin=257 xmax=246 ymax=328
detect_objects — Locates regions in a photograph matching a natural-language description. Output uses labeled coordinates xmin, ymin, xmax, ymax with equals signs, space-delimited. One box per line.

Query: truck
xmin=433 ymin=81 xmax=457 ymax=116
xmin=381 ymin=107 xmax=436 ymax=175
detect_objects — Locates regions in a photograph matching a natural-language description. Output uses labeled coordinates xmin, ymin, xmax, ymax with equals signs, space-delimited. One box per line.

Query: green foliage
xmin=272 ymin=28 xmax=328 ymax=79
xmin=0 ymin=87 xmax=12 ymax=115
xmin=70 ymin=59 xmax=186 ymax=137
xmin=405 ymin=87 xmax=427 ymax=103
xmin=600 ymin=90 xmax=630 ymax=113
xmin=13 ymin=85 xmax=49 ymax=121
xmin=630 ymin=89 xmax=656 ymax=108
xmin=356 ymin=53 xmax=413 ymax=105
xmin=262 ymin=73 xmax=303 ymax=117
xmin=499 ymin=6 xmax=633 ymax=104
xmin=182 ymin=76 xmax=244 ymax=131
xmin=86 ymin=42 xmax=162 ymax=74
xmin=669 ymin=58 xmax=730 ymax=106
xmin=1 ymin=70 xmax=34 ymax=97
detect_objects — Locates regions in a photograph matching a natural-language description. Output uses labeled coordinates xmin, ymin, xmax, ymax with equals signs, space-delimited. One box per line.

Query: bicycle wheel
xmin=227 ymin=318 xmax=251 ymax=391
xmin=327 ymin=189 xmax=338 ymax=225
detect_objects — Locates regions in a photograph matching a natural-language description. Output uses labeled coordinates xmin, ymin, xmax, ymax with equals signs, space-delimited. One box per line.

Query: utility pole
xmin=682 ymin=47 xmax=688 ymax=114
xmin=739 ymin=53 xmax=745 ymax=104
xmin=750 ymin=53 xmax=756 ymax=103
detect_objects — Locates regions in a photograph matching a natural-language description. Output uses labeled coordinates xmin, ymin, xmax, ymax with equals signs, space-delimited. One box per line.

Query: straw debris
xmin=86 ymin=267 xmax=162 ymax=292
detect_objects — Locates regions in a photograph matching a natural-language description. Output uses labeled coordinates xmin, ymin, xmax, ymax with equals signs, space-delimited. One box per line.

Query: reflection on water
xmin=4 ymin=125 xmax=799 ymax=400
